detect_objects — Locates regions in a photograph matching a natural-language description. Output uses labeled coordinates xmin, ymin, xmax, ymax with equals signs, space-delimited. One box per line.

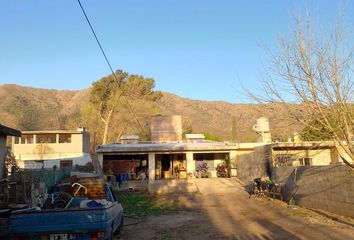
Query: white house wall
xmin=273 ymin=149 xmax=332 ymax=166
xmin=17 ymin=155 xmax=92 ymax=169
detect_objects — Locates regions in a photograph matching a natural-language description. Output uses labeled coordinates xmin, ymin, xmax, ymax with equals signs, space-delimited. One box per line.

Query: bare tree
xmin=33 ymin=143 xmax=55 ymax=168
xmin=248 ymin=12 xmax=354 ymax=162
xmin=5 ymin=147 xmax=18 ymax=176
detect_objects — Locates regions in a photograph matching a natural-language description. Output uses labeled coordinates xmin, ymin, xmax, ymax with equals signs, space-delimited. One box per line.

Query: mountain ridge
xmin=0 ymin=84 xmax=303 ymax=141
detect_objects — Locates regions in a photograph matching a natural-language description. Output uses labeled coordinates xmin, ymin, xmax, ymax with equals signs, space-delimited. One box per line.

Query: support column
xmin=229 ymin=150 xmax=237 ymax=177
xmin=330 ymin=147 xmax=339 ymax=164
xmin=148 ymin=153 xmax=155 ymax=181
xmin=186 ymin=152 xmax=194 ymax=177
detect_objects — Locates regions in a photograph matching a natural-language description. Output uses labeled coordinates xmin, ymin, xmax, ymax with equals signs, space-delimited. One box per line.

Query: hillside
xmin=0 ymin=84 xmax=303 ymax=141
xmin=158 ymin=92 xmax=303 ymax=141
xmin=0 ymin=84 xmax=89 ymax=130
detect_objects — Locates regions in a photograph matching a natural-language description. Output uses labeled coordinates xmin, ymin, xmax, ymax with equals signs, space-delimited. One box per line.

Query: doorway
xmin=155 ymin=154 xmax=186 ymax=180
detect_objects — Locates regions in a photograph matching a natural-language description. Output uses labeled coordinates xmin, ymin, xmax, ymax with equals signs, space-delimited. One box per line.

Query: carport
xmin=103 ymin=154 xmax=148 ymax=180
xmin=96 ymin=142 xmax=238 ymax=181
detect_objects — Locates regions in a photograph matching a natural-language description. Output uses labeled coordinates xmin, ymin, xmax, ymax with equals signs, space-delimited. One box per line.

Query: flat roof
xmin=0 ymin=124 xmax=21 ymax=137
xmin=272 ymin=141 xmax=336 ymax=150
xmin=97 ymin=141 xmax=343 ymax=154
xmin=97 ymin=142 xmax=239 ymax=154
xmin=21 ymin=130 xmax=85 ymax=135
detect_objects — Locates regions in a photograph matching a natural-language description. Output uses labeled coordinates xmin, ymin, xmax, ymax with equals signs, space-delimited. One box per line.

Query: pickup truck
xmin=8 ymin=183 xmax=123 ymax=240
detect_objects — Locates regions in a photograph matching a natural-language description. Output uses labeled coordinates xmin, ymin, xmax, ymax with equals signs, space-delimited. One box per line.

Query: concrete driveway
xmin=122 ymin=178 xmax=354 ymax=239
xmin=193 ymin=177 xmax=245 ymax=194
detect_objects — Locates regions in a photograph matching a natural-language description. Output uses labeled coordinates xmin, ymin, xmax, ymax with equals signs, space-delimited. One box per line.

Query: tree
xmin=248 ymin=12 xmax=354 ymax=162
xmin=203 ymin=132 xmax=224 ymax=142
xmin=87 ymin=70 xmax=162 ymax=145
xmin=182 ymin=119 xmax=193 ymax=135
xmin=33 ymin=143 xmax=54 ymax=168
xmin=5 ymin=147 xmax=18 ymax=176
xmin=301 ymin=119 xmax=333 ymax=141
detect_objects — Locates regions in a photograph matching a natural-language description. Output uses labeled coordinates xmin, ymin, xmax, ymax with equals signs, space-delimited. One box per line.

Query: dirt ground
xmin=119 ymin=178 xmax=354 ymax=240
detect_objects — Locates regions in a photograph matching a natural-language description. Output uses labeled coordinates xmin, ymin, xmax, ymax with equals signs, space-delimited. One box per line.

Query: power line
xmin=77 ymin=0 xmax=115 ymax=77
xmin=76 ymin=0 xmax=144 ymax=131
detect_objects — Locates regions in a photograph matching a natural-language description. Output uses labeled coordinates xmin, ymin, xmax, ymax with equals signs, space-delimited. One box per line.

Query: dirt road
xmin=121 ymin=178 xmax=354 ymax=239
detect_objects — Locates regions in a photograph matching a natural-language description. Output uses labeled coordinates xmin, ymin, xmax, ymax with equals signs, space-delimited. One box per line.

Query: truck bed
xmin=9 ymin=201 xmax=123 ymax=239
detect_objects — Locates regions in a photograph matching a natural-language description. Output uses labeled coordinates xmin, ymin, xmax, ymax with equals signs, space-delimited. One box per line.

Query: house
xmin=0 ymin=124 xmax=21 ymax=179
xmin=272 ymin=141 xmax=351 ymax=166
xmin=97 ymin=114 xmax=352 ymax=185
xmin=97 ymin=115 xmax=240 ymax=181
xmin=11 ymin=127 xmax=91 ymax=169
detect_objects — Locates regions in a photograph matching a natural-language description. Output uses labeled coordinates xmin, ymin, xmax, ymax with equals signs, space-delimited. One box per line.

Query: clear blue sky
xmin=0 ymin=1 xmax=352 ymax=103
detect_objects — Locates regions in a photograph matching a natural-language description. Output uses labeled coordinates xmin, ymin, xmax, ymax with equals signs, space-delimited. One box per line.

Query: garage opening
xmin=194 ymin=153 xmax=229 ymax=178
xmin=103 ymin=154 xmax=148 ymax=180
xmin=155 ymin=154 xmax=186 ymax=180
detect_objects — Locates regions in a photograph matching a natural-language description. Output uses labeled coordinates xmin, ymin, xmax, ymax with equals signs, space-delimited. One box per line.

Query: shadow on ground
xmin=119 ymin=178 xmax=354 ymax=240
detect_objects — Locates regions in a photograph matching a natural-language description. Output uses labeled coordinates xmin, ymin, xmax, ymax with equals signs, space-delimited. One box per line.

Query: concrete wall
xmin=82 ymin=132 xmax=91 ymax=154
xmin=0 ymin=135 xmax=6 ymax=179
xmin=237 ymin=144 xmax=273 ymax=184
xmin=274 ymin=165 xmax=354 ymax=218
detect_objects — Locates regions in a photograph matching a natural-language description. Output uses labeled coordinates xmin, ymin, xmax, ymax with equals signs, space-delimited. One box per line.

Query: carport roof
xmin=97 ymin=142 xmax=239 ymax=153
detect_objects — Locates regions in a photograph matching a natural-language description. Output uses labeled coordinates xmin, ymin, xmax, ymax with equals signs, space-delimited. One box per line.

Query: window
xmin=60 ymin=160 xmax=73 ymax=168
xmin=21 ymin=135 xmax=34 ymax=144
xmin=14 ymin=137 xmax=20 ymax=144
xmin=59 ymin=134 xmax=71 ymax=143
xmin=299 ymin=157 xmax=312 ymax=166
xmin=36 ymin=134 xmax=56 ymax=143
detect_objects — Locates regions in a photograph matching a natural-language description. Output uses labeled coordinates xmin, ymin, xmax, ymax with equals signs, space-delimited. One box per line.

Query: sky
xmin=0 ymin=0 xmax=353 ymax=103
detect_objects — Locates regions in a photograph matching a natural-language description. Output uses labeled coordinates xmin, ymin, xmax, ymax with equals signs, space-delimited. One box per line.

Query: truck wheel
xmin=114 ymin=216 xmax=123 ymax=237
xmin=109 ymin=229 xmax=114 ymax=240
xmin=52 ymin=192 xmax=72 ymax=208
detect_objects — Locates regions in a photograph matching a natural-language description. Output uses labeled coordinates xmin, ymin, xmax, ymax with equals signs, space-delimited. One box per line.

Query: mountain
xmin=0 ymin=84 xmax=89 ymax=130
xmin=158 ymin=92 xmax=303 ymax=141
xmin=0 ymin=84 xmax=303 ymax=141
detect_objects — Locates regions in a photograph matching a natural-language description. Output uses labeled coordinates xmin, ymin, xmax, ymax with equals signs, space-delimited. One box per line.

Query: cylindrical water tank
xmin=256 ymin=117 xmax=269 ymax=132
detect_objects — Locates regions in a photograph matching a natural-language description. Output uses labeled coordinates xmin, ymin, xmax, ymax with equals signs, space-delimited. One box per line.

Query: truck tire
xmin=53 ymin=192 xmax=72 ymax=208
xmin=109 ymin=228 xmax=114 ymax=240
xmin=114 ymin=216 xmax=123 ymax=236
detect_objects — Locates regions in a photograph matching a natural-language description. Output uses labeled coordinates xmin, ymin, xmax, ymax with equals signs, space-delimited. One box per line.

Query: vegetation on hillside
xmin=0 ymin=83 xmax=306 ymax=147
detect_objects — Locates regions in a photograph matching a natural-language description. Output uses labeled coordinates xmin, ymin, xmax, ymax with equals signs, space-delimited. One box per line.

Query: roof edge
xmin=0 ymin=124 xmax=21 ymax=137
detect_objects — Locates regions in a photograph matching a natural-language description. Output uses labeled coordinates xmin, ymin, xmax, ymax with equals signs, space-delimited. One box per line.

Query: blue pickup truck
xmin=8 ymin=183 xmax=123 ymax=240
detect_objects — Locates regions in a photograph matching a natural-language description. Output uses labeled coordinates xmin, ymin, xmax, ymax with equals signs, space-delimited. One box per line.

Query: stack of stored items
xmin=76 ymin=177 xmax=105 ymax=199
xmin=43 ymin=176 xmax=108 ymax=209
xmin=69 ymin=176 xmax=106 ymax=199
